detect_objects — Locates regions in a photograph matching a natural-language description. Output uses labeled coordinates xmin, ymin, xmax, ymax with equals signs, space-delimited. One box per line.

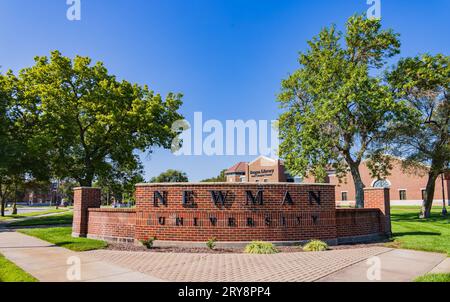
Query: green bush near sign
xmin=206 ymin=238 xmax=217 ymax=250
xmin=141 ymin=237 xmax=157 ymax=249
xmin=244 ymin=241 xmax=279 ymax=254
xmin=303 ymin=240 xmax=329 ymax=252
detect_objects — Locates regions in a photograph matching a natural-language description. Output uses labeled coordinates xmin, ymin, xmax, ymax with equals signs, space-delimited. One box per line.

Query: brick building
xmin=226 ymin=156 xmax=449 ymax=206
xmin=23 ymin=182 xmax=63 ymax=205
xmin=225 ymin=156 xmax=299 ymax=183
xmin=326 ymin=159 xmax=449 ymax=206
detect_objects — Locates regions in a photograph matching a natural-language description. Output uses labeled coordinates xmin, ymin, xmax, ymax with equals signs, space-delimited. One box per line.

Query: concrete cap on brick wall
xmin=135 ymin=182 xmax=336 ymax=187
xmin=73 ymin=187 xmax=102 ymax=190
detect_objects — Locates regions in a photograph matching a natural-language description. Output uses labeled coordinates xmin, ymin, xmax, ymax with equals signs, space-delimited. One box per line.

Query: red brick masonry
xmin=73 ymin=184 xmax=391 ymax=246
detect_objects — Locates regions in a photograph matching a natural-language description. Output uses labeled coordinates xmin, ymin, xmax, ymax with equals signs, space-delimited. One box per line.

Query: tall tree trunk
xmin=349 ymin=163 xmax=365 ymax=208
xmin=0 ymin=186 xmax=7 ymax=217
xmin=12 ymin=183 xmax=18 ymax=215
xmin=420 ymin=172 xmax=439 ymax=219
xmin=0 ymin=181 xmax=5 ymax=216
xmin=0 ymin=199 xmax=5 ymax=217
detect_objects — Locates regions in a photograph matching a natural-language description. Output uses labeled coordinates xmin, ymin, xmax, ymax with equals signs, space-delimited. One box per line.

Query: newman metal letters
xmin=152 ymin=189 xmax=321 ymax=207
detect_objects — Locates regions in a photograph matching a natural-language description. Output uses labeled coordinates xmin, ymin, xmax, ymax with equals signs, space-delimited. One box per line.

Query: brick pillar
xmin=72 ymin=187 xmax=101 ymax=238
xmin=364 ymin=188 xmax=391 ymax=236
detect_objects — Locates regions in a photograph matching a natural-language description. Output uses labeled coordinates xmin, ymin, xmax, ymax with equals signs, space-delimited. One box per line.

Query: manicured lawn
xmin=9 ymin=212 xmax=74 ymax=227
xmin=389 ymin=206 xmax=450 ymax=256
xmin=19 ymin=227 xmax=107 ymax=252
xmin=0 ymin=208 xmax=70 ymax=221
xmin=0 ymin=254 xmax=38 ymax=282
xmin=415 ymin=273 xmax=450 ymax=282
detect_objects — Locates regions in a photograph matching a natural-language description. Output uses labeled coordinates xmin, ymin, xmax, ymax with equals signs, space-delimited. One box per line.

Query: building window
xmin=263 ymin=179 xmax=268 ymax=183
xmin=240 ymin=176 xmax=246 ymax=183
xmin=399 ymin=190 xmax=407 ymax=201
xmin=422 ymin=189 xmax=427 ymax=201
xmin=373 ymin=179 xmax=391 ymax=188
xmin=341 ymin=192 xmax=348 ymax=202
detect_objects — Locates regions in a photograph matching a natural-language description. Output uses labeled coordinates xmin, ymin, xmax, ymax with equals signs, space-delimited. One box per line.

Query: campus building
xmin=225 ymin=156 xmax=300 ymax=183
xmin=226 ymin=156 xmax=450 ymax=206
xmin=22 ymin=182 xmax=63 ymax=205
xmin=325 ymin=159 xmax=450 ymax=206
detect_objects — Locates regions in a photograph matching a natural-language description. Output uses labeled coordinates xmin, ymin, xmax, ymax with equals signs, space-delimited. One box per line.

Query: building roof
xmin=226 ymin=156 xmax=287 ymax=175
xmin=225 ymin=162 xmax=248 ymax=174
xmin=248 ymin=155 xmax=285 ymax=165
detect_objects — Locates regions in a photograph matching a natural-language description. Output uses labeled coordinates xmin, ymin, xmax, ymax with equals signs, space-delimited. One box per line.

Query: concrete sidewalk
xmin=1 ymin=231 xmax=448 ymax=282
xmin=430 ymin=258 xmax=450 ymax=275
xmin=0 ymin=231 xmax=163 ymax=282
xmin=318 ymin=249 xmax=447 ymax=282
xmin=85 ymin=247 xmax=448 ymax=282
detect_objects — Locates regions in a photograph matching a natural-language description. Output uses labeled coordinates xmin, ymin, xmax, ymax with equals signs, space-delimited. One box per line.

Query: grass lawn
xmin=19 ymin=227 xmax=107 ymax=252
xmin=415 ymin=273 xmax=450 ymax=282
xmin=0 ymin=254 xmax=38 ymax=282
xmin=0 ymin=208 xmax=70 ymax=221
xmin=388 ymin=206 xmax=450 ymax=256
xmin=9 ymin=212 xmax=74 ymax=227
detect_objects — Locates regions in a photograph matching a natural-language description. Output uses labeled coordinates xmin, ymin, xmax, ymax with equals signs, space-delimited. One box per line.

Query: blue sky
xmin=1 ymin=0 xmax=449 ymax=181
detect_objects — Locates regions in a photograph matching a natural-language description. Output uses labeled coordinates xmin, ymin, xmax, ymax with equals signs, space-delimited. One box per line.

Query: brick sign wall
xmin=134 ymin=183 xmax=337 ymax=242
xmin=87 ymin=208 xmax=136 ymax=242
xmin=73 ymin=185 xmax=391 ymax=245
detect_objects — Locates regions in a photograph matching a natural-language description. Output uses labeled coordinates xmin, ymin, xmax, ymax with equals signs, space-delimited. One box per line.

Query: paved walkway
xmin=430 ymin=258 xmax=450 ymax=274
xmin=85 ymin=247 xmax=390 ymax=282
xmin=0 ymin=231 xmax=162 ymax=282
xmin=319 ymin=249 xmax=447 ymax=282
xmin=0 ymin=231 xmax=448 ymax=282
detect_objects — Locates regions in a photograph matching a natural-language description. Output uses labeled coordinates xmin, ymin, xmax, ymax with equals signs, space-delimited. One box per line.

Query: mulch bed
xmin=105 ymin=241 xmax=388 ymax=254
xmin=106 ymin=243 xmax=241 ymax=254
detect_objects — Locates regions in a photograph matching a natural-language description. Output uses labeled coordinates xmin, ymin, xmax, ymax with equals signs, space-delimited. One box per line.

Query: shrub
xmin=244 ymin=241 xmax=278 ymax=254
xmin=303 ymin=240 xmax=328 ymax=252
xmin=141 ymin=237 xmax=157 ymax=249
xmin=206 ymin=237 xmax=217 ymax=250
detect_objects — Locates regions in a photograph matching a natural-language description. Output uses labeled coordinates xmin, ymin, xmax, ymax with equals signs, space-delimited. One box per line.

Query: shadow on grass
xmin=54 ymin=241 xmax=77 ymax=247
xmin=391 ymin=212 xmax=450 ymax=223
xmin=393 ymin=231 xmax=441 ymax=237
xmin=8 ymin=224 xmax=72 ymax=230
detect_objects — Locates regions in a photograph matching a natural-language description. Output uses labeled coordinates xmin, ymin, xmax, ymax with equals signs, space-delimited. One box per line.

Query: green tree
xmin=14 ymin=51 xmax=183 ymax=187
xmin=0 ymin=72 xmax=49 ymax=216
xmin=387 ymin=54 xmax=449 ymax=218
xmin=201 ymin=169 xmax=227 ymax=182
xmin=278 ymin=15 xmax=401 ymax=208
xmin=57 ymin=179 xmax=78 ymax=204
xmin=0 ymin=72 xmax=10 ymax=215
xmin=0 ymin=72 xmax=19 ymax=215
xmin=150 ymin=169 xmax=188 ymax=183
xmin=95 ymin=161 xmax=145 ymax=205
